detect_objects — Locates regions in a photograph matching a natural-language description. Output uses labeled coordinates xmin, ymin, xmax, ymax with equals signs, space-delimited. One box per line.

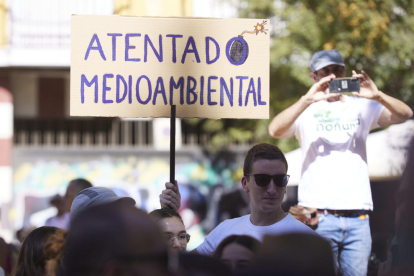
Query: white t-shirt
xmin=196 ymin=214 xmax=316 ymax=255
xmin=294 ymin=95 xmax=385 ymax=210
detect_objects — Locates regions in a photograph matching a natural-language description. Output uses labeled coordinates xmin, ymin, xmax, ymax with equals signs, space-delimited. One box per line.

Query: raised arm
xmin=268 ymin=74 xmax=338 ymax=138
xmin=352 ymin=70 xmax=413 ymax=126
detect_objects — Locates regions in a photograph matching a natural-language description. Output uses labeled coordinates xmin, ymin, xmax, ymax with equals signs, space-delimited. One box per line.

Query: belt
xmin=317 ymin=209 xmax=369 ymax=218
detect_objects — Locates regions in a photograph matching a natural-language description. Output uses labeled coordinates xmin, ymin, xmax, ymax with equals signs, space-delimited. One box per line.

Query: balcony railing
xmin=13 ymin=118 xmax=216 ymax=148
xmin=10 ymin=0 xmax=114 ymax=48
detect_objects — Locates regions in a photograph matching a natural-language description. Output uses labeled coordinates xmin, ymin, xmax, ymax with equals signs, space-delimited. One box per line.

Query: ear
xmin=241 ymin=176 xmax=249 ymax=194
xmin=309 ymin=72 xmax=318 ymax=83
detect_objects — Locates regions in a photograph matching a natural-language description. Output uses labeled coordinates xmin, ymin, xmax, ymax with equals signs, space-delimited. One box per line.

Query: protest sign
xmin=71 ymin=15 xmax=270 ymax=119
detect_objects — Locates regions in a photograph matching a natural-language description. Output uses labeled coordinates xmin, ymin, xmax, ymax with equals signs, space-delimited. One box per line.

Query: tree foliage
xmin=186 ymin=0 xmax=414 ymax=152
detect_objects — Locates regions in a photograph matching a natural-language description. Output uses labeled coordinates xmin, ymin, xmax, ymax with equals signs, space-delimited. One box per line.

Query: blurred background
xmin=0 ymin=0 xmax=413 ymax=267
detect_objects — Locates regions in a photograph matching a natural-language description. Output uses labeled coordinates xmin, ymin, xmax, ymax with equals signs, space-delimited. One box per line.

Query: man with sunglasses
xmin=160 ymin=143 xmax=316 ymax=256
xmin=268 ymin=49 xmax=413 ymax=275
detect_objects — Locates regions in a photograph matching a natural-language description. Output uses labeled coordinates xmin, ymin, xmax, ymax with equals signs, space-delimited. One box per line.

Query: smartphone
xmin=329 ymin=77 xmax=360 ymax=93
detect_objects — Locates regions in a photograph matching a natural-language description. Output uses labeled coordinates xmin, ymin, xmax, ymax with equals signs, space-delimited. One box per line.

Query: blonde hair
xmin=44 ymin=229 xmax=67 ymax=276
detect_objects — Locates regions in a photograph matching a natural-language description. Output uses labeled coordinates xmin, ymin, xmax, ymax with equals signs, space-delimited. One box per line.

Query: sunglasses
xmin=245 ymin=174 xmax=290 ymax=187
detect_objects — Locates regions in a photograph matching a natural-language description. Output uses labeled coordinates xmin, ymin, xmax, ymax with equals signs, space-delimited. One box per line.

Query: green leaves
xmin=195 ymin=0 xmax=414 ymax=153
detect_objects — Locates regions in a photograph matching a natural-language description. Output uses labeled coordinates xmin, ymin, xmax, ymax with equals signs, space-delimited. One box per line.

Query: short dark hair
xmin=243 ymin=143 xmax=288 ymax=176
xmin=213 ymin=235 xmax=261 ymax=259
xmin=148 ymin=207 xmax=184 ymax=225
xmin=69 ymin=178 xmax=93 ymax=194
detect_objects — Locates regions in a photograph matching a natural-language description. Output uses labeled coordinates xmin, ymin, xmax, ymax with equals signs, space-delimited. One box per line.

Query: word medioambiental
xmin=81 ymin=74 xmax=266 ymax=107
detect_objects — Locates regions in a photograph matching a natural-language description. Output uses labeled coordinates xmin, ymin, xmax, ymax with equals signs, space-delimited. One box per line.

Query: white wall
xmin=192 ymin=0 xmax=238 ymax=18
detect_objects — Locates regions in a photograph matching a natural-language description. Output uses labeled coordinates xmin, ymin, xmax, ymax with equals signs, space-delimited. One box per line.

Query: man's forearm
xmin=268 ymin=96 xmax=312 ymax=138
xmin=375 ymin=91 xmax=413 ymax=124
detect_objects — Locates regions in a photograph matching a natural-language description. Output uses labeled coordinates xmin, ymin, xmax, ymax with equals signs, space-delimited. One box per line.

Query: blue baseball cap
xmin=70 ymin=187 xmax=136 ymax=219
xmin=310 ymin=50 xmax=345 ymax=72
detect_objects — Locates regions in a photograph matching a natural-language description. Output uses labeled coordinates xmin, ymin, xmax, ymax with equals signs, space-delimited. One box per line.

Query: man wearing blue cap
xmin=268 ymin=49 xmax=412 ymax=275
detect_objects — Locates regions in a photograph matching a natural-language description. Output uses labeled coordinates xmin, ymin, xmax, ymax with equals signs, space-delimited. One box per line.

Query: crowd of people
xmin=1 ymin=49 xmax=413 ymax=276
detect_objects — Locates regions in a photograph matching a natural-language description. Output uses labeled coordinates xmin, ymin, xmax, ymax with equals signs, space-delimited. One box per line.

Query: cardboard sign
xmin=71 ymin=15 xmax=269 ymax=119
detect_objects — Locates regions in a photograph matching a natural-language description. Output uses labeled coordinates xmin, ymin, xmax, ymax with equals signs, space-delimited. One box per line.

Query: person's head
xmin=70 ymin=187 xmax=135 ymax=219
xmin=64 ymin=179 xmax=92 ymax=212
xmin=178 ymin=254 xmax=232 ymax=276
xmin=148 ymin=208 xmax=189 ymax=252
xmin=64 ymin=201 xmax=168 ymax=276
xmin=247 ymin=233 xmax=335 ymax=275
xmin=213 ymin=235 xmax=260 ymax=271
xmin=16 ymin=228 xmax=27 ymax=244
xmin=309 ymin=49 xmax=346 ymax=82
xmin=50 ymin=194 xmax=66 ymax=215
xmin=12 ymin=226 xmax=60 ymax=276
xmin=242 ymin=143 xmax=289 ymax=214
xmin=0 ymin=238 xmax=7 ymax=274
